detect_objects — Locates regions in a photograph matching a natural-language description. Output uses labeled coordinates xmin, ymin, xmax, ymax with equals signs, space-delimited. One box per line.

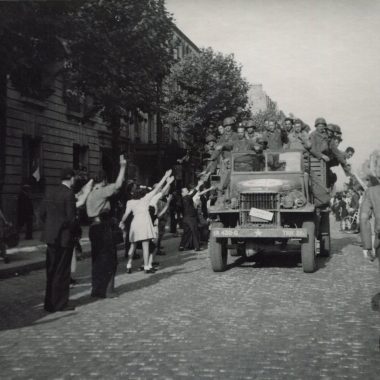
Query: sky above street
xmin=166 ymin=0 xmax=380 ymax=174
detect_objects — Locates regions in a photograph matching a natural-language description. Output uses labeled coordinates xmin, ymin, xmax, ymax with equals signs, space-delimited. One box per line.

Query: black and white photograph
xmin=0 ymin=0 xmax=380 ymax=378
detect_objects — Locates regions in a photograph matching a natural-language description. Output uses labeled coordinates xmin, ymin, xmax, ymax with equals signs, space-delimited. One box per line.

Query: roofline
xmin=172 ymin=23 xmax=200 ymax=53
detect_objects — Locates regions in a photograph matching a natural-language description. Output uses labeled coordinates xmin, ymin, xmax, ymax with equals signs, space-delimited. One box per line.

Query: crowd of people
xmin=202 ymin=116 xmax=355 ymax=191
xmin=331 ymin=189 xmax=361 ymax=232
xmin=36 ymin=153 xmax=213 ymax=313
xmin=0 ymin=113 xmax=364 ymax=313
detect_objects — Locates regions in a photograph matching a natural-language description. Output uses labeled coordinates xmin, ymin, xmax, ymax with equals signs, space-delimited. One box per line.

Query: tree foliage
xmin=162 ymin=47 xmax=250 ymax=147
xmin=66 ymin=0 xmax=174 ymax=121
xmin=0 ymin=1 xmax=74 ymax=99
xmin=0 ymin=0 xmax=174 ymax=155
xmin=250 ymin=101 xmax=284 ymax=131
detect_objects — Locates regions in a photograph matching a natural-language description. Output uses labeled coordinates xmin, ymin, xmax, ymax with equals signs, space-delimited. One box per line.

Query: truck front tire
xmin=301 ymin=220 xmax=317 ymax=273
xmin=209 ymin=237 xmax=228 ymax=272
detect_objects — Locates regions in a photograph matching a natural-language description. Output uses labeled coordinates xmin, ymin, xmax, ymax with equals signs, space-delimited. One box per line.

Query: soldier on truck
xmin=204 ymin=114 xmax=356 ymax=274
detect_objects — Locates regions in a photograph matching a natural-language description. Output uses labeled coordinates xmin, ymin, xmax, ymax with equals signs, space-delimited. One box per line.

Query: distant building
xmin=248 ymin=84 xmax=276 ymax=114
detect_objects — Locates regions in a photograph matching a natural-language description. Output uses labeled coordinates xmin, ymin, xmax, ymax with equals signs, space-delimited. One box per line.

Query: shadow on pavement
xmin=0 ymin=243 xmax=197 ymax=332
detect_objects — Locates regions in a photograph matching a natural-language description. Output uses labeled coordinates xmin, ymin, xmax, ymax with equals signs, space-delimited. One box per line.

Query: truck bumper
xmin=211 ymin=227 xmax=308 ymax=239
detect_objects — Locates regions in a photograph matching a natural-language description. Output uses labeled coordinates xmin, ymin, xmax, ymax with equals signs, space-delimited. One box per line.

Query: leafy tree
xmin=66 ymin=0 xmax=174 ymax=164
xmin=0 ymin=1 xmax=75 ymax=99
xmin=0 ymin=1 xmax=174 ymax=174
xmin=163 ymin=47 xmax=250 ymax=153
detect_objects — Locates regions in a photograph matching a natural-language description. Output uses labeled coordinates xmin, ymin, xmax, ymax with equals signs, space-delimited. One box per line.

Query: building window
xmin=73 ymin=144 xmax=89 ymax=171
xmin=173 ymin=47 xmax=179 ymax=60
xmin=22 ymin=135 xmax=44 ymax=192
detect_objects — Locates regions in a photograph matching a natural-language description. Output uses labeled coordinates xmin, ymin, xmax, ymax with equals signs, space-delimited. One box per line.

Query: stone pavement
xmin=1 ymin=221 xmax=380 ymax=379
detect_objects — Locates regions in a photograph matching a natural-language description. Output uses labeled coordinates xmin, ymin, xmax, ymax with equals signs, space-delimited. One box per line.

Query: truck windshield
xmin=233 ymin=151 xmax=302 ymax=172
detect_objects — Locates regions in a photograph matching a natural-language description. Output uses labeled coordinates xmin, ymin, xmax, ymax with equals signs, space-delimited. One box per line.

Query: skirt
xmin=129 ymin=212 xmax=156 ymax=243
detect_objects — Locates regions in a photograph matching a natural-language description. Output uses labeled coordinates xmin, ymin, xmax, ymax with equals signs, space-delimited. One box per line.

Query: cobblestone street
xmin=1 ymin=221 xmax=380 ymax=379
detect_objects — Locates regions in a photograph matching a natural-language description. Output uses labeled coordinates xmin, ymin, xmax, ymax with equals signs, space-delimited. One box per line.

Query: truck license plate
xmin=249 ymin=207 xmax=273 ymax=222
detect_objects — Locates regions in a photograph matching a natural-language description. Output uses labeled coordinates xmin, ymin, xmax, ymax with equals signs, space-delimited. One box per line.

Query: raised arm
xmin=114 ymin=155 xmax=127 ymax=190
xmin=157 ymin=195 xmax=172 ymax=219
xmin=145 ymin=170 xmax=172 ymax=201
xmin=161 ymin=176 xmax=175 ymax=197
xmin=75 ymin=179 xmax=94 ymax=208
xmin=198 ymin=186 xmax=215 ymax=196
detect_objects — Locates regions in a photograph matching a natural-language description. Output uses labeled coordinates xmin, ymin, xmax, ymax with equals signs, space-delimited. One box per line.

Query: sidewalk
xmin=0 ymin=226 xmax=182 ymax=279
xmin=0 ymin=227 xmax=91 ymax=279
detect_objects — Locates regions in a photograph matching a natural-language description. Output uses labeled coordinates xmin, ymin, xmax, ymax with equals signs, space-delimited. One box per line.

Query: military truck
xmin=208 ymin=150 xmax=331 ymax=273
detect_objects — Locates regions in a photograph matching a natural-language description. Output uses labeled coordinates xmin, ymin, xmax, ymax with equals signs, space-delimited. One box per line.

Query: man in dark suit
xmin=40 ymin=168 xmax=76 ymax=312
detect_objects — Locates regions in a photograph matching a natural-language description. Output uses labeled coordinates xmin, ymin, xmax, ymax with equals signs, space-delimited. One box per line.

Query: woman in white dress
xmin=120 ymin=170 xmax=174 ymax=273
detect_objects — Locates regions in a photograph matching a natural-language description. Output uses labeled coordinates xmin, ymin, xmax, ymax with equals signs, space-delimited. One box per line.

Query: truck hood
xmin=231 ymin=173 xmax=303 ymax=197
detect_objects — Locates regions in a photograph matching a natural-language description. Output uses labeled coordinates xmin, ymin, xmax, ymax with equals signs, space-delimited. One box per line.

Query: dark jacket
xmin=40 ymin=184 xmax=76 ymax=247
xmin=360 ymin=185 xmax=380 ymax=250
xmin=182 ymin=189 xmax=198 ymax=218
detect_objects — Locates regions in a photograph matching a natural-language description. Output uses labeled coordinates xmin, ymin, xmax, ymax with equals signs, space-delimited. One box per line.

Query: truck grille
xmin=239 ymin=192 xmax=278 ymax=226
xmin=240 ymin=192 xmax=278 ymax=210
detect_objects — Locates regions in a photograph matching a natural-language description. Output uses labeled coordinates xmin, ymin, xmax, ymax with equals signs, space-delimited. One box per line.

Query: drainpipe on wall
xmin=0 ymin=73 xmax=7 ymax=208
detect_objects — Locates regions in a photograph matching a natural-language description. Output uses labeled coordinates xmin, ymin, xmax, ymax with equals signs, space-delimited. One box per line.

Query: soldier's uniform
xmin=204 ymin=117 xmax=237 ymax=174
xmin=325 ymin=124 xmax=351 ymax=176
xmin=285 ymin=118 xmax=310 ymax=151
xmin=244 ymin=119 xmax=263 ymax=145
xmin=286 ymin=130 xmax=311 ymax=151
xmin=216 ymin=117 xmax=238 ymax=161
xmin=262 ymin=129 xmax=286 ymax=151
xmin=309 ymin=118 xmax=330 ymax=159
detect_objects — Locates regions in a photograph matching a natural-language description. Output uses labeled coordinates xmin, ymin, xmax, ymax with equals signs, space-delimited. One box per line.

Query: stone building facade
xmin=0 ymin=25 xmax=199 ymax=224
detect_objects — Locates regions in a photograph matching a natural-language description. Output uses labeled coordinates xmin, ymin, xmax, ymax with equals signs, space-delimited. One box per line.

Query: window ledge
xmin=66 ymin=109 xmax=84 ymax=121
xmin=20 ymin=96 xmax=47 ymax=110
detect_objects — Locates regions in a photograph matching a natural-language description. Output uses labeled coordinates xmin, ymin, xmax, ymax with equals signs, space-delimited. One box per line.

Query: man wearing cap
xmin=40 ymin=168 xmax=77 ymax=312
xmin=205 ymin=134 xmax=216 ymax=154
xmin=285 ymin=119 xmax=311 ymax=151
xmin=245 ymin=119 xmax=263 ymax=144
xmin=217 ymin=116 xmax=238 ymax=145
xmin=309 ymin=117 xmax=330 ymax=162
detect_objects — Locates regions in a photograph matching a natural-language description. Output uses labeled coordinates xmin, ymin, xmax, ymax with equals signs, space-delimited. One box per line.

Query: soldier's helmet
xmin=332 ymin=124 xmax=342 ymax=135
xmin=245 ymin=119 xmax=256 ymax=129
xmin=205 ymin=134 xmax=216 ymax=143
xmin=223 ymin=116 xmax=235 ymax=127
xmin=326 ymin=124 xmax=335 ymax=132
xmin=314 ymin=117 xmax=327 ymax=127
